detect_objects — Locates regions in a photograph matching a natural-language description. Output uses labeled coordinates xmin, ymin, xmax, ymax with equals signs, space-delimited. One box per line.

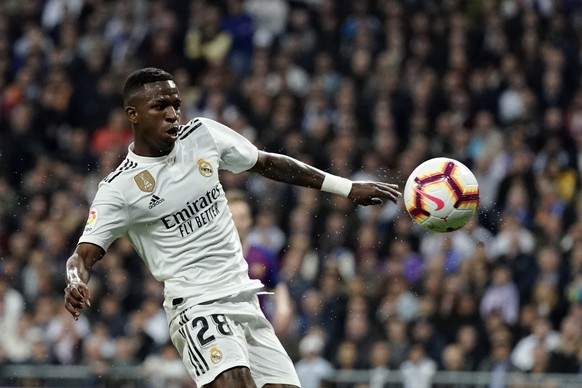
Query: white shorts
xmin=168 ymin=290 xmax=300 ymax=387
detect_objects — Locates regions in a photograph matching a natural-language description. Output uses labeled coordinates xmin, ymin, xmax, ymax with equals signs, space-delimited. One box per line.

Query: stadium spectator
xmin=142 ymin=341 xmax=193 ymax=388
xmin=294 ymin=331 xmax=334 ymax=388
xmin=478 ymin=338 xmax=519 ymax=388
xmin=480 ymin=262 xmax=520 ymax=326
xmin=400 ymin=343 xmax=437 ymax=388
xmin=546 ymin=314 xmax=582 ymax=374
xmin=510 ymin=316 xmax=560 ymax=372
xmin=90 ymin=108 xmax=133 ymax=155
xmin=0 ymin=274 xmax=25 ymax=359
xmin=384 ymin=318 xmax=410 ymax=370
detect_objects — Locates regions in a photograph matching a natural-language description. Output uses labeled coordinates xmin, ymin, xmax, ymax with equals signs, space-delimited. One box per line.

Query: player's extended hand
xmin=348 ymin=181 xmax=401 ymax=206
xmin=64 ymin=282 xmax=91 ymax=321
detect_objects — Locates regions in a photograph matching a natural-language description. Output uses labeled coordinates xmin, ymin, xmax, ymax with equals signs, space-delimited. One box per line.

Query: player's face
xmin=126 ymin=80 xmax=182 ymax=157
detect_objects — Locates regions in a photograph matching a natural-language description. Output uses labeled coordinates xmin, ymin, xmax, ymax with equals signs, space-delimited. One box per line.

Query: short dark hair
xmin=123 ymin=67 xmax=174 ymax=104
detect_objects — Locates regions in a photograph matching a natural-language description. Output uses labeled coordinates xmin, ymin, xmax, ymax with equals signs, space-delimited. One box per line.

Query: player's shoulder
xmin=177 ymin=117 xmax=205 ymax=140
xmin=179 ymin=117 xmax=235 ymax=137
xmin=101 ymin=156 xmax=140 ymax=187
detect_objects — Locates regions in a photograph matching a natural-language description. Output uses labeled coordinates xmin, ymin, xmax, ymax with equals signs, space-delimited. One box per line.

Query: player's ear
xmin=125 ymin=106 xmax=138 ymax=124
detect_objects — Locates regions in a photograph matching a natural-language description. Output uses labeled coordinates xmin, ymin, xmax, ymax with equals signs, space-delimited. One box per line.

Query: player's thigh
xmin=202 ymin=368 xmax=300 ymax=388
xmin=246 ymin=304 xmax=300 ymax=387
xmin=204 ymin=366 xmax=256 ymax=388
xmin=169 ymin=308 xmax=251 ymax=387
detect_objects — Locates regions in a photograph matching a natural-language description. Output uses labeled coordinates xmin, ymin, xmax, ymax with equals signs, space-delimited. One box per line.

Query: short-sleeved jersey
xmin=79 ymin=117 xmax=263 ymax=311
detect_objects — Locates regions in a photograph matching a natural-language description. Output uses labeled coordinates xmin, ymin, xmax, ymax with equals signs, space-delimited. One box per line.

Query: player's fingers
xmin=64 ymin=300 xmax=78 ymax=314
xmin=377 ymin=182 xmax=398 ymax=191
xmin=78 ymin=286 xmax=92 ymax=307
xmin=374 ymin=183 xmax=402 ymax=195
xmin=351 ymin=182 xmax=401 ymax=204
xmin=64 ymin=300 xmax=81 ymax=320
xmin=383 ymin=183 xmax=401 ymax=190
xmin=374 ymin=187 xmax=401 ymax=203
xmin=66 ymin=285 xmax=85 ymax=301
xmin=386 ymin=185 xmax=403 ymax=197
xmin=64 ymin=292 xmax=84 ymax=309
xmin=354 ymin=196 xmax=382 ymax=206
xmin=66 ymin=284 xmax=92 ymax=307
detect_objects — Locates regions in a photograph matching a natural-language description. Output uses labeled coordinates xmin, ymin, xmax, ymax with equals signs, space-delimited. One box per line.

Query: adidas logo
xmin=148 ymin=194 xmax=165 ymax=209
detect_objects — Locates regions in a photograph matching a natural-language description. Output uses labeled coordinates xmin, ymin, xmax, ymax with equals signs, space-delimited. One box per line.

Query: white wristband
xmin=321 ymin=174 xmax=353 ymax=197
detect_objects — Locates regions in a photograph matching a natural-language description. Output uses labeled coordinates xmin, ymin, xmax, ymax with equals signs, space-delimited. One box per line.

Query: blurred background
xmin=1 ymin=0 xmax=582 ymax=387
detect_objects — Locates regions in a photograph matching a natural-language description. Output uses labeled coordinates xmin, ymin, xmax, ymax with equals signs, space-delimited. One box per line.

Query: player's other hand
xmin=349 ymin=181 xmax=402 ymax=206
xmin=64 ymin=282 xmax=91 ymax=320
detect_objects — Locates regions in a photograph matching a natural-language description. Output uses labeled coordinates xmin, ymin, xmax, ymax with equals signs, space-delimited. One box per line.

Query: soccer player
xmin=63 ymin=67 xmax=401 ymax=388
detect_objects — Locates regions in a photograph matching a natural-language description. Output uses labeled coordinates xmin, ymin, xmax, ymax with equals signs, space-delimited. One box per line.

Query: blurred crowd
xmin=2 ymin=0 xmax=582 ymax=387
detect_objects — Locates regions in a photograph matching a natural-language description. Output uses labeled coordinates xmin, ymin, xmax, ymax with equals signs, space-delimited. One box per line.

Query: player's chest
xmin=128 ymin=154 xmax=222 ymax=220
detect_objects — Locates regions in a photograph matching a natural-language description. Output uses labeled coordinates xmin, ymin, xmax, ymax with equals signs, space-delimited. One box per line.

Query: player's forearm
xmin=250 ymin=151 xmax=325 ymax=189
xmin=252 ymin=151 xmax=354 ymax=197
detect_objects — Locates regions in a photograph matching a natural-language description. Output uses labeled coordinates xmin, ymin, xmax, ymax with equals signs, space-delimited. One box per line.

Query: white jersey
xmin=79 ymin=117 xmax=263 ymax=311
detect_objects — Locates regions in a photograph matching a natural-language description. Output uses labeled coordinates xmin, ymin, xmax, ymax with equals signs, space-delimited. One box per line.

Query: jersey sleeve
xmin=78 ymin=182 xmax=129 ymax=252
xmin=199 ymin=117 xmax=259 ymax=173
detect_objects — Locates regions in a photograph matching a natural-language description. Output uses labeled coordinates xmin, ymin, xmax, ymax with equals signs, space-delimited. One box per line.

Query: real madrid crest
xmin=210 ymin=346 xmax=223 ymax=364
xmin=134 ymin=170 xmax=156 ymax=192
xmin=197 ymin=158 xmax=213 ymax=177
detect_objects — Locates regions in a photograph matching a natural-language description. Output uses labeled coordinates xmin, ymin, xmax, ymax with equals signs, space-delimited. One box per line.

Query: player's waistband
xmin=167 ymin=287 xmax=267 ymax=327
xmin=171 ymin=288 xmax=272 ymax=307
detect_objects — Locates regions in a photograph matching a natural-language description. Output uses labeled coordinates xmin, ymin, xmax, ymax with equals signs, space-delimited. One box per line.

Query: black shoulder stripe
xmin=178 ymin=119 xmax=200 ymax=136
xmin=179 ymin=119 xmax=203 ymax=140
xmin=104 ymin=159 xmax=138 ymax=183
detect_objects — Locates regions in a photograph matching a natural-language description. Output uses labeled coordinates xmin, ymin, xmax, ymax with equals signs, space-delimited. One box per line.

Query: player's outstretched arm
xmin=248 ymin=151 xmax=401 ymax=205
xmin=64 ymin=243 xmax=104 ymax=320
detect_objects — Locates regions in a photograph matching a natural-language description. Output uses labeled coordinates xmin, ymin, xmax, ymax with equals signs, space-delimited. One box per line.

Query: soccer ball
xmin=404 ymin=157 xmax=479 ymax=233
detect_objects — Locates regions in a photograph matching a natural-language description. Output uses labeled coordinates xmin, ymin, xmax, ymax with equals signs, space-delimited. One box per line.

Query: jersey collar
xmin=127 ymin=141 xmax=180 ymax=166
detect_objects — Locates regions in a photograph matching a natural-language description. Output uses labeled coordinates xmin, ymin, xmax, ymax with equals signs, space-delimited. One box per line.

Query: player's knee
xmin=206 ymin=366 xmax=256 ymax=388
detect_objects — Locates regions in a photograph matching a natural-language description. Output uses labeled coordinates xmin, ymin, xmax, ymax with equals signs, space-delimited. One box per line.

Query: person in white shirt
xmin=63 ymin=67 xmax=401 ymax=388
xmin=510 ymin=316 xmax=560 ymax=371
xmin=400 ymin=343 xmax=437 ymax=388
xmin=294 ymin=332 xmax=334 ymax=388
